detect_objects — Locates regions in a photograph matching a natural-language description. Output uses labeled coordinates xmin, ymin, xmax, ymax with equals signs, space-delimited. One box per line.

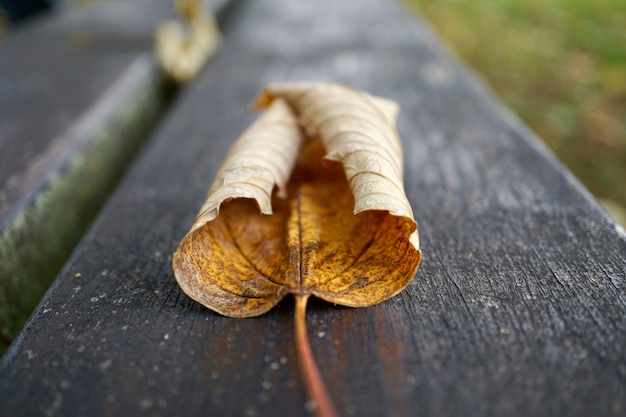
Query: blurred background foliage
xmin=408 ymin=0 xmax=626 ymax=225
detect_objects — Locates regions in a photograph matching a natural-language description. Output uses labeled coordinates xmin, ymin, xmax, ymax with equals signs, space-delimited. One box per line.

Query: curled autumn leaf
xmin=155 ymin=0 xmax=221 ymax=84
xmin=172 ymin=82 xmax=421 ymax=417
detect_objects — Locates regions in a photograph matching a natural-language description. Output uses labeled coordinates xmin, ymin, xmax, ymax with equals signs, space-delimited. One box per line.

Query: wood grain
xmin=0 ymin=0 xmax=177 ymax=343
xmin=0 ymin=0 xmax=232 ymax=343
xmin=1 ymin=0 xmax=624 ymax=416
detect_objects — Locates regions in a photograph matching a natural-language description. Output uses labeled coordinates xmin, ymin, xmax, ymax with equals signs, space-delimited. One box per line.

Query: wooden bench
xmin=1 ymin=0 xmax=625 ymax=415
xmin=0 ymin=0 xmax=231 ymax=346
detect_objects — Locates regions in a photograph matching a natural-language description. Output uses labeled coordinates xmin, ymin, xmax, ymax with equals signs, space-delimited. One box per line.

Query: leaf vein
xmin=223 ymin=220 xmax=283 ymax=288
xmin=314 ymin=219 xmax=386 ymax=288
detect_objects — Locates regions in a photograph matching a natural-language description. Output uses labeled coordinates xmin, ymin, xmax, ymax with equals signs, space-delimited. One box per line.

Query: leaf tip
xmin=250 ymin=90 xmax=275 ymax=110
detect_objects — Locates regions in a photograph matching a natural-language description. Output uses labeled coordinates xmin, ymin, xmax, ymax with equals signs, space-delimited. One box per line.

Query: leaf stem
xmin=294 ymin=295 xmax=339 ymax=417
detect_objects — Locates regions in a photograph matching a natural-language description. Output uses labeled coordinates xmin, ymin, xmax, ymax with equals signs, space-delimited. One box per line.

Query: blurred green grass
xmin=408 ymin=0 xmax=626 ymax=224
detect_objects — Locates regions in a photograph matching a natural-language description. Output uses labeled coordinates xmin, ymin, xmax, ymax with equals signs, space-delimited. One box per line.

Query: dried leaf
xmin=173 ymin=82 xmax=421 ymax=317
xmin=155 ymin=0 xmax=221 ymax=84
xmin=172 ymin=82 xmax=421 ymax=416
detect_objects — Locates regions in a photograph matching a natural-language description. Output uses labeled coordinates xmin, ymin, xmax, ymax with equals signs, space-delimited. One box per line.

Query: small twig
xmin=294 ymin=295 xmax=339 ymax=417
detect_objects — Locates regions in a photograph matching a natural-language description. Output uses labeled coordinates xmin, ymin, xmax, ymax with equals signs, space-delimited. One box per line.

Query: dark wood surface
xmin=0 ymin=0 xmax=178 ymax=341
xmin=0 ymin=0 xmax=231 ymax=217
xmin=0 ymin=0 xmax=174 ymax=212
xmin=1 ymin=0 xmax=625 ymax=416
xmin=0 ymin=0 xmax=231 ymax=342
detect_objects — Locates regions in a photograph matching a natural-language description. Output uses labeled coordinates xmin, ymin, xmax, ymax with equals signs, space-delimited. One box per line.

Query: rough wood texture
xmin=0 ymin=0 xmax=173 ymax=205
xmin=0 ymin=0 xmax=177 ymax=342
xmin=0 ymin=0 xmax=230 ymax=343
xmin=1 ymin=0 xmax=625 ymax=416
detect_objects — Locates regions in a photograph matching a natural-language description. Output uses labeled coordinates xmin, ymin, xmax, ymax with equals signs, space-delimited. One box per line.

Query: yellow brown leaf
xmin=173 ymin=83 xmax=420 ymax=317
xmin=172 ymin=82 xmax=422 ymax=416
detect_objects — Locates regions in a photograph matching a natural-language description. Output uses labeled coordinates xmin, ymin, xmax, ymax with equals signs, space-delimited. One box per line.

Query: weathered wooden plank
xmin=0 ymin=0 xmax=173 ymax=196
xmin=0 ymin=0 xmax=230 ymax=343
xmin=1 ymin=0 xmax=625 ymax=416
xmin=0 ymin=0 xmax=177 ymax=344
